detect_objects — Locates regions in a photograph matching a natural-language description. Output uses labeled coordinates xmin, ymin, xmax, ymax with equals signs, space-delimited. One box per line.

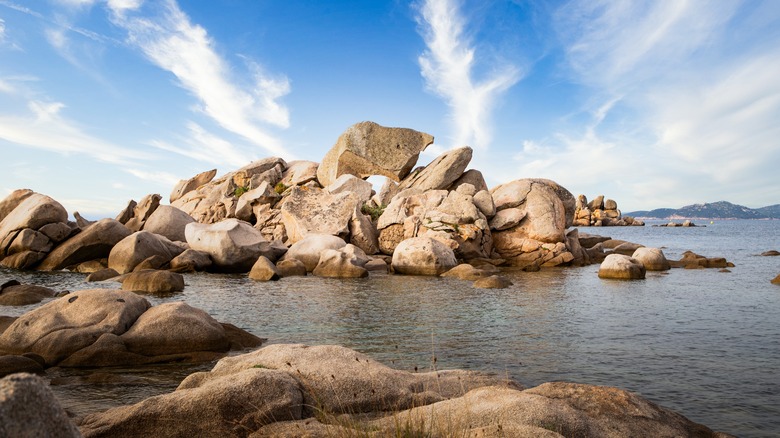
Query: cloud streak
xmin=511 ymin=0 xmax=780 ymax=209
xmin=416 ymin=0 xmax=521 ymax=150
xmin=0 ymin=99 xmax=155 ymax=164
xmin=107 ymin=0 xmax=292 ymax=159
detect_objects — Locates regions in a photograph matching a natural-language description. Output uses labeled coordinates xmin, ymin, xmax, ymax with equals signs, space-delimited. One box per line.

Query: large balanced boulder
xmin=38 ymin=218 xmax=131 ymax=271
xmin=0 ymin=373 xmax=81 ymax=437
xmin=185 ymin=219 xmax=277 ymax=272
xmin=316 ymin=121 xmax=434 ymax=187
xmin=391 ymin=237 xmax=458 ymax=276
xmin=598 ymin=254 xmax=646 ymax=280
xmin=141 ymin=205 xmax=195 ymax=242
xmin=108 ymin=231 xmax=185 ymax=274
xmin=280 ymin=186 xmax=360 ymax=244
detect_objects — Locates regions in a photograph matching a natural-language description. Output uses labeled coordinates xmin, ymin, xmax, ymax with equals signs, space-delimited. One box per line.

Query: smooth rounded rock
xmin=391 ymin=237 xmax=458 ymax=276
xmin=283 ymin=234 xmax=347 ymax=272
xmin=632 ymin=247 xmax=671 ymax=271
xmin=121 ymin=270 xmax=185 ymax=294
xmin=598 ymin=254 xmax=646 ymax=280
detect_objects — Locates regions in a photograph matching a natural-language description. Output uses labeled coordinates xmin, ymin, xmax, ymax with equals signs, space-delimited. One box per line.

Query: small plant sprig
xmin=361 ymin=203 xmax=386 ymax=222
xmin=234 ymin=185 xmax=249 ymax=198
xmin=274 ymin=182 xmax=289 ymax=195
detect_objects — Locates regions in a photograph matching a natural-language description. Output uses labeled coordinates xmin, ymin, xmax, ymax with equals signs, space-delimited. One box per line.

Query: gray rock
xmin=0 ymin=193 xmax=68 ymax=259
xmin=141 ymin=205 xmax=195 ymax=243
xmin=0 ymin=373 xmax=81 ymax=437
xmin=185 ymin=219 xmax=274 ymax=272
xmin=281 ymin=186 xmax=359 ymax=244
xmin=326 ymin=174 xmax=373 ymax=204
xmin=279 ymin=160 xmax=319 ymax=187
xmin=169 ymin=169 xmax=217 ymax=203
xmin=114 ymin=199 xmax=137 ymax=225
xmin=397 ymin=146 xmax=472 ymax=192
xmin=108 ymin=231 xmax=185 ymax=274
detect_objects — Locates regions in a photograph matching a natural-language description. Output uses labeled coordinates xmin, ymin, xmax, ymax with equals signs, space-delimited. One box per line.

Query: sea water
xmin=1 ymin=219 xmax=779 ymax=437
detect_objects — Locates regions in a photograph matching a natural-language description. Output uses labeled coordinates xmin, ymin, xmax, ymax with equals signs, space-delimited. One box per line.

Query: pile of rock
xmin=1 ymin=121 xmax=608 ymax=280
xmin=573 ymin=194 xmax=643 ymax=227
xmin=654 ymin=220 xmax=701 ymax=227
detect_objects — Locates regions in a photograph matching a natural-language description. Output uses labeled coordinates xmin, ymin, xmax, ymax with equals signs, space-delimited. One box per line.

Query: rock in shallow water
xmin=598 ymin=254 xmax=646 ymax=280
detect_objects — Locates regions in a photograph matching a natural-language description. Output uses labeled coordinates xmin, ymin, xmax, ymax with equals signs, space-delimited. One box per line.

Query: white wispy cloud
xmin=107 ymin=0 xmax=292 ymax=158
xmin=124 ymin=168 xmax=180 ymax=187
xmin=0 ymin=99 xmax=155 ymax=164
xmin=416 ymin=0 xmax=521 ymax=150
xmin=512 ymin=0 xmax=780 ymax=209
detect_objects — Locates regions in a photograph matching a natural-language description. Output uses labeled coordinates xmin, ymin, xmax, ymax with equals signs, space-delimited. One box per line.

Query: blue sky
xmin=1 ymin=0 xmax=778 ymax=218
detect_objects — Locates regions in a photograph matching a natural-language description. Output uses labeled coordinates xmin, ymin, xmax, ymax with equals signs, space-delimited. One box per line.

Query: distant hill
xmin=626 ymin=201 xmax=780 ymax=219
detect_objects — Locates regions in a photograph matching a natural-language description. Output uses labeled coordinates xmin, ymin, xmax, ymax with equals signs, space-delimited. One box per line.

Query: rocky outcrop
xmin=490 ymin=179 xmax=575 ymax=270
xmin=575 ymin=194 xmax=643 ymax=226
xmin=185 ymin=219 xmax=281 ymax=272
xmin=172 ymin=158 xmax=287 ymax=224
xmin=0 ymin=289 xmax=261 ymax=368
xmin=316 ymin=121 xmax=434 ymax=187
xmin=108 ymin=231 xmax=185 ymax=274
xmin=77 ymin=344 xmax=727 ymax=438
xmin=671 ymin=251 xmax=732 ymax=269
xmin=280 ymin=186 xmax=360 ymax=244
xmin=598 ymin=254 xmax=646 ymax=280
xmin=37 ymin=219 xmax=131 ymax=271
xmin=0 ymin=192 xmax=69 ymax=269
xmin=1 ymin=373 xmax=81 ymax=437
xmin=376 ymin=184 xmax=492 ymax=260
xmin=169 ymin=168 xmax=217 ymax=203
xmin=391 ymin=237 xmax=457 ymax=276
xmin=124 ymin=194 xmax=161 ymax=232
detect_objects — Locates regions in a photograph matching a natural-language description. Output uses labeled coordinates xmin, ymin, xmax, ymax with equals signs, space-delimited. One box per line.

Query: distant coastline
xmin=625 ymin=201 xmax=780 ymax=220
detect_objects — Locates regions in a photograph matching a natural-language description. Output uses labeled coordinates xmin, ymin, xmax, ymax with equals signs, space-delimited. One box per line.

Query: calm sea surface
xmin=2 ymin=219 xmax=779 ymax=437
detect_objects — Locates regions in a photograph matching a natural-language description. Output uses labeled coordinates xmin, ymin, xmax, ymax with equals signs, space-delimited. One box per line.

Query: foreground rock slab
xmin=77 ymin=344 xmax=730 ymax=438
